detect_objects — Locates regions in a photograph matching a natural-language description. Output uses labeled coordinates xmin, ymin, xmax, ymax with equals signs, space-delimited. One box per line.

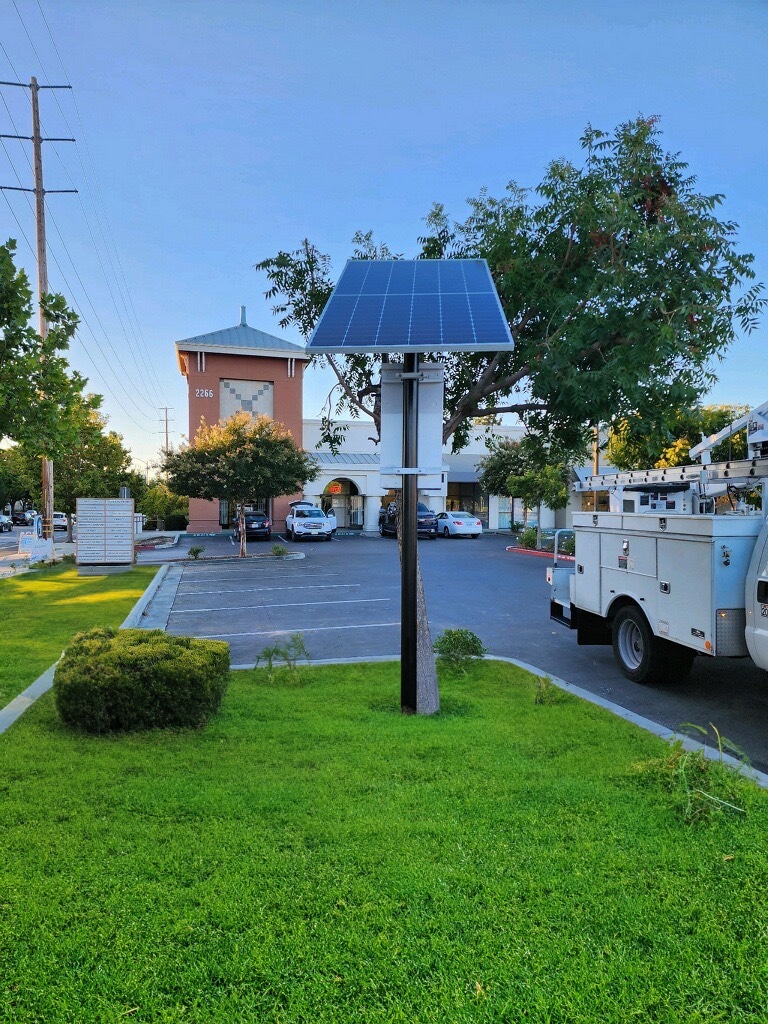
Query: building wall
xmin=180 ymin=349 xmax=305 ymax=533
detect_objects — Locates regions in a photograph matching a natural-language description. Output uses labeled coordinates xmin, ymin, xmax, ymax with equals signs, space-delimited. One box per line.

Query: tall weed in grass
xmin=1 ymin=660 xmax=766 ymax=1023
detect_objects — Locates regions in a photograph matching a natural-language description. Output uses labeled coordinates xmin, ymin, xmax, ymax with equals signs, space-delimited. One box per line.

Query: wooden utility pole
xmin=0 ymin=76 xmax=75 ymax=540
xmin=31 ymin=77 xmax=54 ymax=540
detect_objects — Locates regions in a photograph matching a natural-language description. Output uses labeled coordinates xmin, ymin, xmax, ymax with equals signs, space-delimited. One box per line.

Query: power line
xmin=1 ymin=79 xmax=156 ymax=434
xmin=3 ymin=5 xmax=169 ymax=424
xmin=26 ymin=0 xmax=168 ymax=408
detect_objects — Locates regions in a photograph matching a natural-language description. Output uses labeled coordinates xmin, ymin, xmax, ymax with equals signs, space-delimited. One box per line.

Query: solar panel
xmin=307 ymin=259 xmax=514 ymax=353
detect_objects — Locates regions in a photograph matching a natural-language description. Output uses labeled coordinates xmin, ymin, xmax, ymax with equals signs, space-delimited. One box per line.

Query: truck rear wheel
xmin=612 ymin=606 xmax=666 ymax=684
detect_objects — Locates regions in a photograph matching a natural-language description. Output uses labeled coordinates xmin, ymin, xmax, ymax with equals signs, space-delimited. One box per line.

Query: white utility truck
xmin=548 ymin=402 xmax=768 ymax=684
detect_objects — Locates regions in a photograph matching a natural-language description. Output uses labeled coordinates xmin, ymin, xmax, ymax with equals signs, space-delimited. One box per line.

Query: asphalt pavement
xmin=134 ymin=530 xmax=768 ymax=773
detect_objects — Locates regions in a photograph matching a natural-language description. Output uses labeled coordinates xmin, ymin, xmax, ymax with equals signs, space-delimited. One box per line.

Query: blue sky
xmin=2 ymin=0 xmax=766 ymax=467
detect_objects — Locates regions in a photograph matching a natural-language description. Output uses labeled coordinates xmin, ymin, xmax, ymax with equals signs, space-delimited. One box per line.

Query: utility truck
xmin=548 ymin=402 xmax=768 ymax=683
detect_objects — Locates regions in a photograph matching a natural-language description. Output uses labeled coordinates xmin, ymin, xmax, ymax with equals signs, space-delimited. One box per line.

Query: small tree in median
xmin=162 ymin=412 xmax=319 ymax=557
xmin=504 ymin=436 xmax=573 ymax=549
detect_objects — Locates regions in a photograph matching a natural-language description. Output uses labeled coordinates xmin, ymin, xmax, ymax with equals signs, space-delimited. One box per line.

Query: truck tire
xmin=612 ymin=605 xmax=666 ymax=684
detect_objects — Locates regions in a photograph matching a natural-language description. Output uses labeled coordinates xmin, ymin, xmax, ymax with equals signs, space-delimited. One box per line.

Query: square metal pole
xmin=400 ymin=351 xmax=419 ymax=712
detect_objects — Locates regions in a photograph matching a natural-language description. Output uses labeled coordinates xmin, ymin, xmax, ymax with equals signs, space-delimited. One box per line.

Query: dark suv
xmin=378 ymin=501 xmax=438 ymax=539
xmin=233 ymin=512 xmax=271 ymax=541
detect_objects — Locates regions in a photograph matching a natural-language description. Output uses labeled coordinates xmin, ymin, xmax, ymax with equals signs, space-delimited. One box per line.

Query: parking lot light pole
xmin=400 ymin=351 xmax=419 ymax=713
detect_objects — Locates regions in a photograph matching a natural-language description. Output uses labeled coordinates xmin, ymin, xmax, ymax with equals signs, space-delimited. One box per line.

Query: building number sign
xmin=195 ymin=388 xmax=215 ymax=398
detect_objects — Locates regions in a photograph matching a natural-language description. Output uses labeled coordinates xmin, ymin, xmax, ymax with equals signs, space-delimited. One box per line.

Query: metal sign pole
xmin=400 ymin=351 xmax=419 ymax=712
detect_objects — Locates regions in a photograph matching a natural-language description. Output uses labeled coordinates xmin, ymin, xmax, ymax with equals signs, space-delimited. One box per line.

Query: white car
xmin=53 ymin=511 xmax=69 ymax=531
xmin=436 ymin=511 xmax=483 ymax=538
xmin=0 ymin=514 xmax=12 ymax=533
xmin=285 ymin=505 xmax=333 ymax=542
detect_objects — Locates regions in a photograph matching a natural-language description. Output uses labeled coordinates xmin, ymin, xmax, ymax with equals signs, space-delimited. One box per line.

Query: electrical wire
xmin=32 ymin=0 xmax=168 ymax=408
xmin=1 ymin=9 xmax=168 ymax=441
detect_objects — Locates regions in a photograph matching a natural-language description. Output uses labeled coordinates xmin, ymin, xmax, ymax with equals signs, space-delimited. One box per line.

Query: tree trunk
xmin=239 ymin=507 xmax=247 ymax=558
xmin=536 ymin=500 xmax=542 ymax=550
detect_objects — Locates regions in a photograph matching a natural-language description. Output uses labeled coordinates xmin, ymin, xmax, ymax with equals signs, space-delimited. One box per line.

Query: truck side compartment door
xmin=745 ymin=525 xmax=768 ymax=671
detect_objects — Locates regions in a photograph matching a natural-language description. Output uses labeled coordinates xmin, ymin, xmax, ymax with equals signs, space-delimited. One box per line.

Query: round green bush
xmin=54 ymin=627 xmax=230 ymax=734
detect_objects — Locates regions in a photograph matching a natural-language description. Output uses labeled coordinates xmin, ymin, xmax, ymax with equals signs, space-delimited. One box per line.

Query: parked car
xmin=233 ymin=511 xmax=271 ymax=541
xmin=436 ymin=511 xmax=483 ymax=538
xmin=0 ymin=514 xmax=12 ymax=532
xmin=11 ymin=510 xmax=34 ymax=526
xmin=53 ymin=511 xmax=68 ymax=531
xmin=286 ymin=505 xmax=333 ymax=541
xmin=378 ymin=501 xmax=438 ymax=539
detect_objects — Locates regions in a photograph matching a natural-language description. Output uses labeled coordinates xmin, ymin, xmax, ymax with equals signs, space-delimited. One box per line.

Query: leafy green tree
xmin=0 ymin=446 xmax=34 ymax=516
xmin=607 ymin=404 xmax=751 ymax=470
xmin=139 ymin=482 xmax=189 ymax=527
xmin=256 ymin=118 xmax=763 ymax=454
xmin=52 ymin=405 xmax=134 ymax=540
xmin=477 ymin=438 xmax=528 ymax=529
xmin=1 ymin=240 xmax=94 ymax=455
xmin=162 ymin=412 xmax=319 ymax=556
xmin=478 ymin=434 xmax=582 ymax=534
xmin=8 ymin=403 xmax=140 ymax=541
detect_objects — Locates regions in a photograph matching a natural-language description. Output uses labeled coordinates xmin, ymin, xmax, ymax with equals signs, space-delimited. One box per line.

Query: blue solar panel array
xmin=307 ymin=259 xmax=514 ymax=353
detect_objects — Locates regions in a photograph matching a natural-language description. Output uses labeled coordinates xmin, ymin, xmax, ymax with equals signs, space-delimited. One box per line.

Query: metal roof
xmin=175 ymin=307 xmax=308 ymax=360
xmin=313 ymin=451 xmax=380 ymax=467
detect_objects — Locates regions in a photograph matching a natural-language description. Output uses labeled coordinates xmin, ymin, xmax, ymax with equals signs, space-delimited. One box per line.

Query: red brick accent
xmin=178 ymin=349 xmax=305 ymax=534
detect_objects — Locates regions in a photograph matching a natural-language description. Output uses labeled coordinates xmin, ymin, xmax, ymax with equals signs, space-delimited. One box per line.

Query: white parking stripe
xmin=171 ymin=597 xmax=389 ymax=614
xmin=181 ymin=571 xmax=340 ymax=584
xmin=197 ymin=622 xmax=400 ymax=639
xmin=174 ymin=583 xmax=361 ymax=598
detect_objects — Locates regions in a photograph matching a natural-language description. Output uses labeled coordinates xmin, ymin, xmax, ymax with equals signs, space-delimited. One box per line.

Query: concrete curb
xmin=0 ymin=664 xmax=57 ymax=734
xmin=493 ymin=655 xmax=768 ymax=789
xmin=505 ymin=546 xmax=575 ymax=561
xmin=121 ymin=563 xmax=170 ymax=628
xmin=3 ymin=593 xmax=766 ymax=790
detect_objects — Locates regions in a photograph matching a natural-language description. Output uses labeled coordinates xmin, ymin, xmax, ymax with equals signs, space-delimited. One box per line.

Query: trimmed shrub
xmin=164 ymin=514 xmax=189 ymax=531
xmin=54 ymin=627 xmax=230 ymax=734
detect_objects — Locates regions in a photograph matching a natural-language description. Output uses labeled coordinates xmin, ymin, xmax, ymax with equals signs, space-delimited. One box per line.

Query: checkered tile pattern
xmin=220 ymin=379 xmax=274 ymax=420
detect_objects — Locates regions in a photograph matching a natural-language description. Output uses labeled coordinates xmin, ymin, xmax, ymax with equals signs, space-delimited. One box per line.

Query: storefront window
xmin=446 ymin=483 xmax=488 ymax=522
xmin=580 ymin=492 xmax=610 ymax=512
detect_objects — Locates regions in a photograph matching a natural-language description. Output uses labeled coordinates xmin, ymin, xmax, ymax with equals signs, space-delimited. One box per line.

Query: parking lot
xmin=135 ymin=531 xmax=768 ymax=772
xmin=159 ymin=552 xmax=402 ymax=666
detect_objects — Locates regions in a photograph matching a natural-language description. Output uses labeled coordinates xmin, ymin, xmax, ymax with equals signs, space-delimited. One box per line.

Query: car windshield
xmin=452 ymin=513 xmax=473 ymax=519
xmin=298 ymin=509 xmax=325 ymax=519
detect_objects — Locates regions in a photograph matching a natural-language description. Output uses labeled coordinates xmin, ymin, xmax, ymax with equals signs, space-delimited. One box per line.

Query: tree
xmin=9 ymin=405 xmax=139 ymax=541
xmin=0 ymin=446 xmax=34 ymax=516
xmin=507 ymin=462 xmax=571 ymax=549
xmin=51 ymin=404 xmax=134 ymax=541
xmin=477 ymin=438 xmax=528 ymax=529
xmin=256 ymin=118 xmax=763 ymax=454
xmin=139 ymin=482 xmax=188 ymax=528
xmin=1 ymin=240 xmax=93 ymax=455
xmin=607 ymin=404 xmax=751 ymax=470
xmin=481 ymin=435 xmax=573 ymax=548
xmin=162 ymin=412 xmax=319 ymax=557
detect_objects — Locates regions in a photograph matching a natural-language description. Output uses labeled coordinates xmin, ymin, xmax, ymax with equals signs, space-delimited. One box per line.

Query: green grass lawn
xmin=0 ymin=562 xmax=159 ymax=708
xmin=1 ymin=660 xmax=766 ymax=1023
